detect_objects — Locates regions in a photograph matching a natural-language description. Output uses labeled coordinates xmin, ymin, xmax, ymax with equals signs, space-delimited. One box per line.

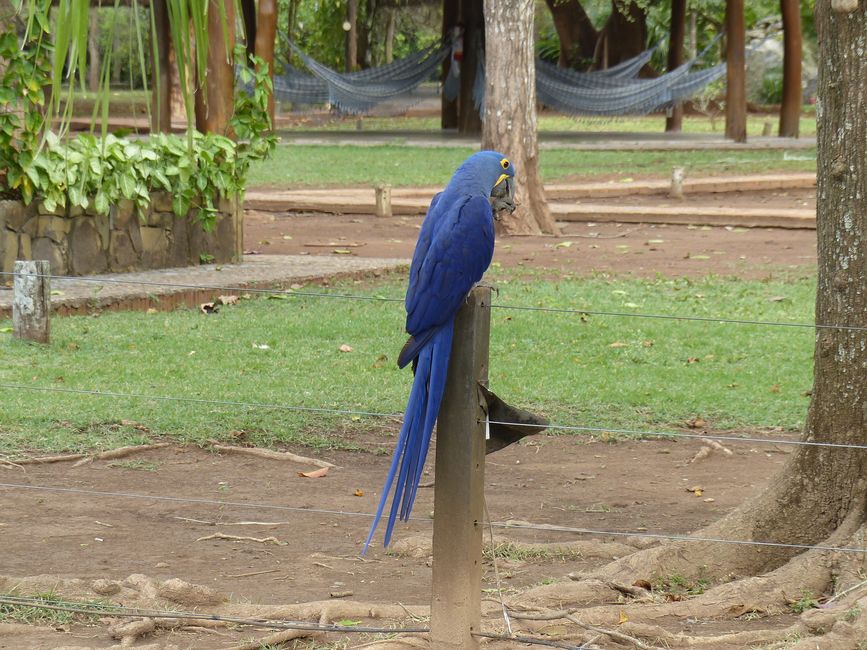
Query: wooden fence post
xmin=430 ymin=286 xmax=490 ymax=649
xmin=374 ymin=184 xmax=392 ymax=218
xmin=13 ymin=260 xmax=51 ymax=344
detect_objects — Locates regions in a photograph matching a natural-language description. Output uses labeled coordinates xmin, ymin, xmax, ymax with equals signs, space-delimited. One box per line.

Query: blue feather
xmin=363 ymin=151 xmax=513 ymax=552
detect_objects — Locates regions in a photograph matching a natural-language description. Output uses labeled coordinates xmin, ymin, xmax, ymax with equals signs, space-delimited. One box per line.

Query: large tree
xmin=724 ymin=0 xmax=747 ymax=142
xmin=482 ymin=0 xmax=558 ymax=236
xmin=779 ymin=0 xmax=802 ymax=137
xmin=515 ymin=2 xmax=867 ymax=644
xmin=543 ymin=0 xmax=598 ymax=68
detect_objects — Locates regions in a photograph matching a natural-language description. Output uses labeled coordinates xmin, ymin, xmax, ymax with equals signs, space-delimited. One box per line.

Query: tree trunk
xmin=285 ymin=0 xmax=300 ymax=67
xmin=384 ymin=8 xmax=395 ymax=63
xmin=254 ymin=0 xmax=277 ymax=126
xmin=601 ymin=1 xmax=646 ymax=68
xmin=779 ymin=0 xmax=802 ymax=137
xmin=345 ymin=0 xmax=358 ymax=72
xmin=592 ymin=0 xmax=867 ymax=589
xmin=724 ymin=0 xmax=747 ymax=142
xmin=458 ymin=0 xmax=483 ymax=135
xmin=543 ymin=0 xmax=597 ymax=68
xmin=87 ymin=9 xmax=100 ymax=92
xmin=482 ymin=0 xmax=558 ymax=236
xmin=440 ymin=0 xmax=458 ymax=129
xmin=201 ymin=0 xmax=235 ymax=135
xmin=687 ymin=10 xmax=697 ymax=59
xmin=240 ymin=0 xmax=257 ymax=64
xmin=150 ymin=0 xmax=172 ymax=133
xmin=665 ymin=0 xmax=686 ymax=132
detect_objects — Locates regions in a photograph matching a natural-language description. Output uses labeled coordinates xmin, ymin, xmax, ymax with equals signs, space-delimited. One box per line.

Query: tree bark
xmin=778 ymin=0 xmax=802 ymax=137
xmin=543 ymin=0 xmax=597 ymax=68
xmin=240 ymin=0 xmax=257 ymax=64
xmin=482 ymin=0 xmax=558 ymax=236
xmin=601 ymin=1 xmax=646 ymax=68
xmin=458 ymin=0 xmax=483 ymax=135
xmin=150 ymin=0 xmax=172 ymax=133
xmin=665 ymin=0 xmax=686 ymax=132
xmin=345 ymin=0 xmax=358 ymax=72
xmin=440 ymin=0 xmax=458 ymax=129
xmin=254 ymin=0 xmax=277 ymax=126
xmin=285 ymin=0 xmax=300 ymax=67
xmin=201 ymin=0 xmax=235 ymax=135
xmin=384 ymin=8 xmax=395 ymax=63
xmin=87 ymin=9 xmax=99 ymax=92
xmin=724 ymin=0 xmax=747 ymax=142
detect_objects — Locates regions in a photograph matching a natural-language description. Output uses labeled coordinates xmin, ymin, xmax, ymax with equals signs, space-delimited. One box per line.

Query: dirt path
xmin=246 ymin=189 xmax=817 ymax=280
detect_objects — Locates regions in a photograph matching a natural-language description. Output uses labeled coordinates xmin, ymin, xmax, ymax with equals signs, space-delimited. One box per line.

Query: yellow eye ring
xmin=500 ymin=158 xmax=510 ymax=170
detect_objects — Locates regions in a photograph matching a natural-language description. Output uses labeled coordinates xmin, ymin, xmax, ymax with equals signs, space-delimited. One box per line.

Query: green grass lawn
xmin=0 ymin=272 xmax=816 ymax=456
xmin=247 ymin=144 xmax=816 ymax=188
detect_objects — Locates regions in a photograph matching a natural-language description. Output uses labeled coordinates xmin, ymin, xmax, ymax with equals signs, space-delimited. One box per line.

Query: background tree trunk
xmin=440 ymin=0 xmax=458 ymax=129
xmin=201 ymin=0 xmax=235 ymax=135
xmin=482 ymin=0 xmax=557 ymax=236
xmin=543 ymin=0 xmax=597 ymax=68
xmin=665 ymin=0 xmax=686 ymax=132
xmin=240 ymin=0 xmax=257 ymax=64
xmin=254 ymin=0 xmax=277 ymax=126
xmin=778 ymin=0 xmax=802 ymax=137
xmin=285 ymin=0 xmax=300 ymax=67
xmin=601 ymin=1 xmax=646 ymax=68
xmin=87 ymin=10 xmax=100 ymax=92
xmin=345 ymin=0 xmax=358 ymax=72
xmin=458 ymin=0 xmax=483 ymax=135
xmin=384 ymin=8 xmax=395 ymax=63
xmin=150 ymin=0 xmax=172 ymax=133
xmin=724 ymin=0 xmax=747 ymax=142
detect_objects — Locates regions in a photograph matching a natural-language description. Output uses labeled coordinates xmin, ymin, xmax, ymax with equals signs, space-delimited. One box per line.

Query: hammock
xmin=273 ymin=41 xmax=448 ymax=113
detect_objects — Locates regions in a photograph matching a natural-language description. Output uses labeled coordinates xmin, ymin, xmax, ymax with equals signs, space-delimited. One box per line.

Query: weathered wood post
xmin=374 ymin=184 xmax=392 ymax=218
xmin=430 ymin=286 xmax=490 ymax=649
xmin=12 ymin=260 xmax=50 ymax=344
xmin=670 ymin=166 xmax=685 ymax=199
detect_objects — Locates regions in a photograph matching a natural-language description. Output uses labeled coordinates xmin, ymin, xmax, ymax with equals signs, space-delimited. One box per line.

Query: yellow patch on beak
xmin=494 ymin=173 xmax=510 ymax=188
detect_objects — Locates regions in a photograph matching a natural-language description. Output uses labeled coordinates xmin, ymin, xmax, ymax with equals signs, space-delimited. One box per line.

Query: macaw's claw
xmin=479 ymin=384 xmax=549 ymax=454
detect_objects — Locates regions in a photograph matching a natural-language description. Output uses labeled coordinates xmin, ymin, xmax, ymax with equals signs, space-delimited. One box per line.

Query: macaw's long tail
xmin=363 ymin=320 xmax=455 ymax=552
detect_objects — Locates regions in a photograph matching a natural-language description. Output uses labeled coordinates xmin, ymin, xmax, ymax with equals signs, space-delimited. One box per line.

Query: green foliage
xmin=760 ymin=70 xmax=784 ymax=105
xmin=0 ymin=2 xmax=50 ymax=203
xmin=788 ymin=590 xmax=819 ymax=614
xmin=0 ymin=28 xmax=274 ymax=229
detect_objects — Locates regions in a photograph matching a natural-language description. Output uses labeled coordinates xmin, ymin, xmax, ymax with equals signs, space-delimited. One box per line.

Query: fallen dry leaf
xmin=354 ymin=489 xmax=364 ymax=497
xmin=618 ymin=610 xmax=629 ymax=624
xmin=770 ymin=384 xmax=781 ymax=393
xmin=608 ymin=341 xmax=629 ymax=348
xmin=298 ymin=467 xmax=330 ymax=478
xmin=218 ymin=295 xmax=239 ymax=305
xmin=339 ymin=344 xmax=353 ymax=353
xmin=686 ymin=417 xmax=706 ymax=429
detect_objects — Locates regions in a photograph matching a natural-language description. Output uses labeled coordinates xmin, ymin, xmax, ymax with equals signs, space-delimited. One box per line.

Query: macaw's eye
xmin=500 ymin=158 xmax=510 ymax=170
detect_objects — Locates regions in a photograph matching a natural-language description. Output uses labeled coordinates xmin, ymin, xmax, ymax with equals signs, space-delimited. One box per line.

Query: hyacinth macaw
xmin=364 ymin=151 xmax=516 ymax=551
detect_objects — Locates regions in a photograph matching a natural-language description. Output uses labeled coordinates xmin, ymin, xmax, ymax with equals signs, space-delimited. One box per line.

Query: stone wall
xmin=0 ymin=193 xmax=241 ymax=276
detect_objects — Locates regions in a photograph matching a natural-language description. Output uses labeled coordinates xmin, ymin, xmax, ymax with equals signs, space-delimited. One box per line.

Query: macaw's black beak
xmin=489 ymin=178 xmax=516 ymax=220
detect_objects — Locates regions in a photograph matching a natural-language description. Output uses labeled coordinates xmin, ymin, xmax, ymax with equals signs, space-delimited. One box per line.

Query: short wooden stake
xmin=13 ymin=260 xmax=51 ymax=344
xmin=670 ymin=166 xmax=686 ymax=199
xmin=430 ymin=286 xmax=490 ymax=649
xmin=374 ymin=183 xmax=393 ymax=218
xmin=762 ymin=121 xmax=774 ymax=137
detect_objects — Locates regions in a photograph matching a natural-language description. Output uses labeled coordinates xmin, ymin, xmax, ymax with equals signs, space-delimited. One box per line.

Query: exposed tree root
xmin=7 ymin=443 xmax=170 ymax=467
xmin=223 ymin=627 xmax=324 ymax=649
xmin=209 ymin=442 xmax=336 ymax=468
xmin=195 ymin=532 xmax=285 ymax=545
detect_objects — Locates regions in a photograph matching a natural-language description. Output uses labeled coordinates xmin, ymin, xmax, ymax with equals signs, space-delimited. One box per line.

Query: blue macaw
xmin=364 ymin=151 xmax=516 ymax=551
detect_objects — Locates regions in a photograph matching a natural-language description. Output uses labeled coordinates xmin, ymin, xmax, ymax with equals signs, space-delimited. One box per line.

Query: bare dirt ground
xmin=1 ymin=187 xmax=819 ymax=649
xmin=244 ymin=189 xmax=817 ymax=280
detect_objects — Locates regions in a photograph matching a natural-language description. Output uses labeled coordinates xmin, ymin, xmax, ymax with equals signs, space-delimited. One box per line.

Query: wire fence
xmin=2 ymin=266 xmax=865 ymax=646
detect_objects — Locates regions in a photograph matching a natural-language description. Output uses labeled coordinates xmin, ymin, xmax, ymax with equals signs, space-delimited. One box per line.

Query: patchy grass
xmin=483 ymin=542 xmax=582 ymax=562
xmin=0 ymin=593 xmax=116 ymax=626
xmin=282 ymin=112 xmax=818 ymax=138
xmin=0 ymin=273 xmax=815 ymax=455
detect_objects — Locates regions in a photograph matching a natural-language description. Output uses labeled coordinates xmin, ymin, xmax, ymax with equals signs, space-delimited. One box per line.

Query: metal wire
xmin=486 ymin=419 xmax=867 ymax=451
xmin=2 ymin=270 xmax=865 ymax=333
xmin=0 ymin=594 xmax=429 ymax=634
xmin=0 ymin=382 xmax=862 ymax=453
xmin=2 ymin=481 xmax=867 ymax=556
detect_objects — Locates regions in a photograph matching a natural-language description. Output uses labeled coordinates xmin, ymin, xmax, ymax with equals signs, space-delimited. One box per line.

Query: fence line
xmin=2 ymin=269 xmax=864 ymax=332
xmin=2 ymin=481 xmax=866 ymax=557
xmin=0 ymin=381 xmax=859 ymax=452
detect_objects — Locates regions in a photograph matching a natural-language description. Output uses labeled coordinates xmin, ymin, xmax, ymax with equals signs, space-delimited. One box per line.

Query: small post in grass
xmin=13 ymin=260 xmax=51 ymax=344
xmin=374 ymin=183 xmax=392 ymax=218
xmin=670 ymin=166 xmax=685 ymax=200
xmin=430 ymin=286 xmax=490 ymax=649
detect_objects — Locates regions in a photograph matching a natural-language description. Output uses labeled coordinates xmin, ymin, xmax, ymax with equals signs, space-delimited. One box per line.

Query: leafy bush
xmin=760 ymin=70 xmax=784 ymax=105
xmin=1 ymin=23 xmax=275 ymax=231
